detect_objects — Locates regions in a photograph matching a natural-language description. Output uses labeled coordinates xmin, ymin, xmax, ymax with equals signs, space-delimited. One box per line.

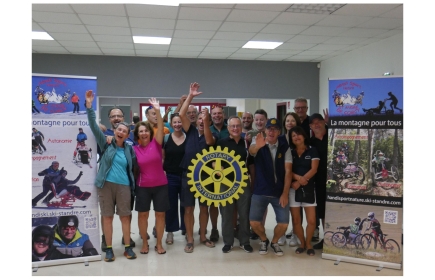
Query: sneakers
xmin=312 ymin=228 xmax=319 ymax=241
xmin=222 ymin=244 xmax=233 ymax=253
xmin=250 ymin=229 xmax=259 ymax=240
xmin=270 ymin=242 xmax=284 ymax=256
xmin=240 ymin=244 xmax=253 ymax=253
xmin=313 ymin=239 xmax=324 ymax=250
xmin=104 ymin=248 xmax=115 ymax=262
xmin=153 ymin=226 xmax=157 ymax=238
xmin=166 ymin=232 xmax=174 ymax=245
xmin=278 ymin=235 xmax=286 ymax=246
xmin=101 ymin=235 xmax=107 ymax=252
xmin=123 ymin=247 xmax=137 ymax=259
xmin=210 ymin=229 xmax=219 ymax=242
xmin=289 ymin=233 xmax=300 ymax=247
xmin=121 ymin=236 xmax=136 ymax=247
xmin=285 ymin=230 xmax=293 ymax=239
xmin=259 ymin=239 xmax=270 ymax=255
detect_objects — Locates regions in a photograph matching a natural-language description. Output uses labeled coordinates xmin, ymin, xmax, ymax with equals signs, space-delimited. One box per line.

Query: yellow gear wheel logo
xmin=187 ymin=146 xmax=248 ymax=207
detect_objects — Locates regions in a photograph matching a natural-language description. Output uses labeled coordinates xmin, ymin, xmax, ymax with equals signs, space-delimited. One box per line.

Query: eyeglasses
xmin=228 ymin=124 xmax=241 ymax=129
xmin=293 ymin=106 xmax=307 ymax=111
xmin=109 ymin=114 xmax=124 ymax=119
xmin=266 ymin=127 xmax=279 ymax=132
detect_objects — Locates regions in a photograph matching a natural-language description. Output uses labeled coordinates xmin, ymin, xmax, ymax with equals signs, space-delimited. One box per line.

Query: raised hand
xmin=254 ymin=132 xmax=266 ymax=149
xmin=189 ymin=82 xmax=202 ymax=97
xmin=202 ymin=107 xmax=210 ymax=123
xmin=85 ymin=90 xmax=94 ymax=108
xmin=149 ymin=97 xmax=160 ymax=110
xmin=323 ymin=108 xmax=329 ymax=124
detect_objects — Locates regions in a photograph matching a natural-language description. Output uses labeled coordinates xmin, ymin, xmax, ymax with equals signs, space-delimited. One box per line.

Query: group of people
xmin=83 ymin=84 xmax=330 ymax=262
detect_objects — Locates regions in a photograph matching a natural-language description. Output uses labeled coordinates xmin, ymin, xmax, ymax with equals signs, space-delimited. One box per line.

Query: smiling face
xmin=228 ymin=117 xmax=242 ymax=139
xmin=33 ymin=236 xmax=49 ymax=255
xmin=211 ymin=106 xmax=224 ymax=126
xmin=60 ymin=226 xmax=76 ymax=241
xmin=291 ymin=131 xmax=306 ymax=147
xmin=309 ymin=118 xmax=326 ymax=135
xmin=171 ymin=115 xmax=182 ymax=132
xmin=265 ymin=126 xmax=280 ymax=144
xmin=254 ymin=113 xmax=267 ymax=131
xmin=108 ymin=108 xmax=124 ymax=129
xmin=186 ymin=105 xmax=198 ymax=124
xmin=137 ymin=124 xmax=151 ymax=146
xmin=285 ymin=114 xmax=297 ymax=131
xmin=294 ymin=100 xmax=308 ymax=120
xmin=114 ymin=123 xmax=130 ymax=144
xmin=242 ymin=112 xmax=253 ymax=130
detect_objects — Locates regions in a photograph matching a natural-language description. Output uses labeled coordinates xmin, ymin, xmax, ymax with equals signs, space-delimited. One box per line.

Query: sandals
xmin=140 ymin=245 xmax=149 ymax=254
xmin=201 ymin=239 xmax=215 ymax=248
xmin=155 ymin=246 xmax=166 ymax=254
xmin=307 ymin=248 xmax=315 ymax=256
xmin=184 ymin=243 xmax=194 ymax=253
xmin=295 ymin=247 xmax=306 ymax=254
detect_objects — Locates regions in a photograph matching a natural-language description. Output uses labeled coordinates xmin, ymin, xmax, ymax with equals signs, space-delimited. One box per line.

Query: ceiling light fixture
xmin=287 ymin=4 xmax=345 ymax=14
xmin=32 ymin=31 xmax=54 ymax=40
xmin=133 ymin=36 xmax=172 ymax=45
xmin=242 ymin=41 xmax=283 ymax=50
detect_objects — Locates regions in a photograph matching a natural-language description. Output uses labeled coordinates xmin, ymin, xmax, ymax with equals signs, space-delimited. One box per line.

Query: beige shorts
xmin=98 ymin=181 xmax=132 ymax=217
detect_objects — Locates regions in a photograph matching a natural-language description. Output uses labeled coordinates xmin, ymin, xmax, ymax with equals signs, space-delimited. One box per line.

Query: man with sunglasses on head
xmin=146 ymin=106 xmax=170 ymax=135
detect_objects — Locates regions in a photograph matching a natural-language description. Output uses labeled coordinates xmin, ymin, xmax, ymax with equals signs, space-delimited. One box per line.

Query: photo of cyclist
xmin=366 ymin=212 xmax=383 ymax=241
xmin=336 ymin=216 xmax=367 ymax=243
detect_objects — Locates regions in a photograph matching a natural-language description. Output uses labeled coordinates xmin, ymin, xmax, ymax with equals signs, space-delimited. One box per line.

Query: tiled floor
xmin=32 ymin=205 xmax=403 ymax=276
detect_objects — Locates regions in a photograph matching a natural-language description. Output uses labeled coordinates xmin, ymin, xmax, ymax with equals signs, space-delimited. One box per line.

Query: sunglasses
xmin=211 ymin=105 xmax=223 ymax=109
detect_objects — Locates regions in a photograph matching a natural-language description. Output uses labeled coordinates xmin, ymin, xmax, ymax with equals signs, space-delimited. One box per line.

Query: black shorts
xmin=135 ymin=185 xmax=170 ymax=212
xmin=181 ymin=172 xmax=207 ymax=208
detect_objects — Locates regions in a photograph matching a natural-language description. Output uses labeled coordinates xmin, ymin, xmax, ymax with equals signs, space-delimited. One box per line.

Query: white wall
xmin=318 ymin=33 xmax=403 ymax=112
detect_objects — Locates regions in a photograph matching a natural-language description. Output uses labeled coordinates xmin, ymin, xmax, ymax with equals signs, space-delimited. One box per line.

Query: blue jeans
xmin=165 ymin=173 xmax=185 ymax=232
xmin=249 ymin=194 xmax=289 ymax=224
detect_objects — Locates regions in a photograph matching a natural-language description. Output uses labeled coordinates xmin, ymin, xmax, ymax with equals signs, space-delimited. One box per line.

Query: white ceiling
xmin=32 ymin=3 xmax=403 ymax=62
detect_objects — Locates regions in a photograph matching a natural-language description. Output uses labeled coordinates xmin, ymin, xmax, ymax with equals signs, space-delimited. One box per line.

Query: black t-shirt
xmin=163 ymin=134 xmax=186 ymax=174
xmin=216 ymin=136 xmax=254 ymax=168
xmin=310 ymin=130 xmax=328 ymax=188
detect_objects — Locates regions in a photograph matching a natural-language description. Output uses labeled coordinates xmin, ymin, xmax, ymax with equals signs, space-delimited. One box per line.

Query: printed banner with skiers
xmin=32 ymin=74 xmax=101 ymax=267
xmin=322 ymin=76 xmax=403 ymax=269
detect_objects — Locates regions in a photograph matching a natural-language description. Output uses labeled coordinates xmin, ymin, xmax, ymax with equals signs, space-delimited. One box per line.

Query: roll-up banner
xmin=32 ymin=74 xmax=101 ymax=268
xmin=323 ymin=76 xmax=403 ymax=270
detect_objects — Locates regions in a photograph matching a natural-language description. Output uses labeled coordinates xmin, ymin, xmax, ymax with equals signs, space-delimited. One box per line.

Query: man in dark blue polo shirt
xmin=248 ymin=118 xmax=292 ymax=256
xmin=179 ymin=82 xmax=218 ymax=253
xmin=216 ymin=116 xmax=254 ymax=253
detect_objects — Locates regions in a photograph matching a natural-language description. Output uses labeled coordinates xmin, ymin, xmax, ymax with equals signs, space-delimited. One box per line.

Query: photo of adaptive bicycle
xmin=326 ymin=128 xmax=403 ymax=198
xmin=323 ymin=203 xmax=402 ymax=265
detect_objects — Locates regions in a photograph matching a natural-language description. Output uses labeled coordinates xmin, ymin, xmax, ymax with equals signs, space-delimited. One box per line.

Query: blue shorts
xmin=249 ymin=194 xmax=289 ymax=224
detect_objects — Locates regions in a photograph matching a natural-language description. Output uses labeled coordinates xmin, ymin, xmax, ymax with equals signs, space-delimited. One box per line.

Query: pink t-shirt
xmin=133 ymin=138 xmax=168 ymax=187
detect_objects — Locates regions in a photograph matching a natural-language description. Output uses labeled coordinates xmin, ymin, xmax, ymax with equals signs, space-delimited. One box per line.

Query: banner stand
xmin=32 ymin=255 xmax=101 ymax=271
xmin=322 ymin=253 xmax=401 ymax=270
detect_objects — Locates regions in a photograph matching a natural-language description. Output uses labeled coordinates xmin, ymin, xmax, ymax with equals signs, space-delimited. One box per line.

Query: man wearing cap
xmin=309 ymin=113 xmax=328 ymax=250
xmin=53 ymin=215 xmax=98 ymax=257
xmin=293 ymin=97 xmax=329 ymax=138
xmin=32 ymin=161 xmax=62 ymax=207
xmin=248 ymin=118 xmax=292 ymax=256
